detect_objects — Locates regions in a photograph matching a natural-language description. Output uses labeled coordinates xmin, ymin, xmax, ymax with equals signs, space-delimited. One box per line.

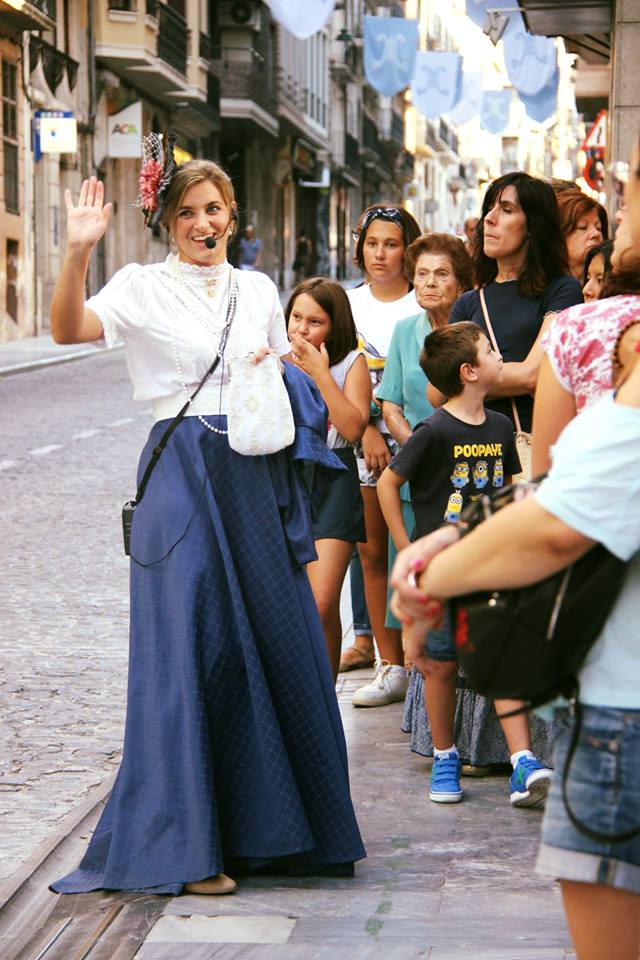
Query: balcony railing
xmin=31 ymin=0 xmax=56 ymax=15
xmin=30 ymin=37 xmax=79 ymax=93
xmin=156 ymin=3 xmax=188 ymax=76
xmin=363 ymin=115 xmax=393 ymax=173
xmin=345 ymin=132 xmax=359 ymax=171
xmin=199 ymin=31 xmax=214 ymax=61
xmin=390 ymin=110 xmax=404 ymax=146
xmin=221 ymin=48 xmax=276 ymax=117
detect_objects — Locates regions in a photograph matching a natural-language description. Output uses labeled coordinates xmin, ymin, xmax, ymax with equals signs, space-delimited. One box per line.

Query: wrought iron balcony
xmin=0 ymin=0 xmax=56 ymax=34
xmin=30 ymin=37 xmax=79 ymax=94
xmin=363 ymin=114 xmax=393 ymax=174
xmin=219 ymin=46 xmax=277 ymax=131
xmin=345 ymin=132 xmax=360 ymax=171
xmin=156 ymin=2 xmax=188 ymax=76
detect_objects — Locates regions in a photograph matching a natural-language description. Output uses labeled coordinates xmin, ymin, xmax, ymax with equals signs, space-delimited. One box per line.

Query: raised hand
xmin=64 ymin=177 xmax=112 ymax=251
xmin=290 ymin=334 xmax=330 ymax=382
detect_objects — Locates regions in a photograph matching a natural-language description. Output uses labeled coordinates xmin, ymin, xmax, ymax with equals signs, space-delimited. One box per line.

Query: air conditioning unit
xmin=217 ymin=1 xmax=261 ymax=31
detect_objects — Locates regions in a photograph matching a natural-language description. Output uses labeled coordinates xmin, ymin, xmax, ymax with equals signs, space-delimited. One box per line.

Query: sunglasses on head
xmin=358 ymin=206 xmax=405 ymax=237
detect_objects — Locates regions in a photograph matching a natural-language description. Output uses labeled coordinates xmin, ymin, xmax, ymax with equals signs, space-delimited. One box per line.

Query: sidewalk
xmin=135 ymin=675 xmax=574 ymax=958
xmin=0 ymin=334 xmax=110 ymax=377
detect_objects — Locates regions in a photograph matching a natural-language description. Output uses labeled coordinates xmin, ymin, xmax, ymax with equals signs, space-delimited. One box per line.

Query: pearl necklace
xmin=167 ymin=255 xmax=237 ymax=435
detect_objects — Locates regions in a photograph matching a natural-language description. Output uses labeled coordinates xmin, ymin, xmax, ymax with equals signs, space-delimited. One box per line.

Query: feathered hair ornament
xmin=135 ymin=130 xmax=178 ymax=229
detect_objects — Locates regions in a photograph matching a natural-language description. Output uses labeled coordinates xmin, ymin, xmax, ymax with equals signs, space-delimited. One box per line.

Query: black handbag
xmin=122 ymin=285 xmax=237 ymax=556
xmin=450 ymin=479 xmax=640 ymax=843
xmin=450 ymin=480 xmax=627 ymax=708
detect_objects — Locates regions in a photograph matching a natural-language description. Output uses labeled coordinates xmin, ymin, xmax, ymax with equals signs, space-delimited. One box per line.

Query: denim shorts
xmin=536 ymin=704 xmax=640 ymax=894
xmin=424 ymin=604 xmax=455 ymax=662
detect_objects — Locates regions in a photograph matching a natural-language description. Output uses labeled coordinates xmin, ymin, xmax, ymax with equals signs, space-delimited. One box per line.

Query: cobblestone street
xmin=1 ymin=351 xmax=147 ymax=882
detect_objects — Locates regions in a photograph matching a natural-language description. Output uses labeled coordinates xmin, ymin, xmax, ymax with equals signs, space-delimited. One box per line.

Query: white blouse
xmin=88 ymin=255 xmax=290 ymax=419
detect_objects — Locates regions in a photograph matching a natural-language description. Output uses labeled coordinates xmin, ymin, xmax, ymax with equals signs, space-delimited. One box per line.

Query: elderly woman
xmin=556 ymin=189 xmax=608 ymax=282
xmin=378 ymin=233 xmax=473 ymax=446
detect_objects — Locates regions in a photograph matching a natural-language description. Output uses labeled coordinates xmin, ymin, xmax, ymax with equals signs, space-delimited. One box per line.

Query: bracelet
xmin=370 ymin=400 xmax=381 ymax=418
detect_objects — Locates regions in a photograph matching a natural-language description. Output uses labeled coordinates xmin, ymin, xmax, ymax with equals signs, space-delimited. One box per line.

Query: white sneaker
xmin=351 ymin=660 xmax=409 ymax=707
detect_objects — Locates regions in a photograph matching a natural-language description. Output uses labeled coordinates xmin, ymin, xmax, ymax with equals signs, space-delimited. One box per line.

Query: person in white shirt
xmin=48 ymin=150 xmax=365 ymax=897
xmin=345 ymin=204 xmax=421 ymax=707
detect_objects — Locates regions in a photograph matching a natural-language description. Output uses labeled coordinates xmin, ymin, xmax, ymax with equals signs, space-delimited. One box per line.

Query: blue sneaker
xmin=510 ymin=756 xmax=552 ymax=807
xmin=429 ymin=753 xmax=463 ymax=803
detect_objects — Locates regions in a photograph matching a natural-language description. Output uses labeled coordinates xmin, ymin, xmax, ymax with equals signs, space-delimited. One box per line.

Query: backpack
xmin=450 ymin=478 xmax=639 ymax=843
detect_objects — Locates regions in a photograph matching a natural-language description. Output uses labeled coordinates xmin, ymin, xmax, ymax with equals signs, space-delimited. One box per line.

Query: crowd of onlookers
xmin=51 ymin=128 xmax=640 ymax=956
xmin=288 ymin=143 xmax=640 ymax=960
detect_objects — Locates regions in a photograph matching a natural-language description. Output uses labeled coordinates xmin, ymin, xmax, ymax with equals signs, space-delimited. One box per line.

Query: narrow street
xmin=1 ymin=349 xmax=146 ymax=881
xmin=1 ymin=353 xmax=574 ymax=956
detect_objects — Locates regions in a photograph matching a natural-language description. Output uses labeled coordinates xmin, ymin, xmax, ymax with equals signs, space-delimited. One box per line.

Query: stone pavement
xmin=131 ymin=674 xmax=574 ymax=958
xmin=1 ymin=344 xmax=575 ymax=956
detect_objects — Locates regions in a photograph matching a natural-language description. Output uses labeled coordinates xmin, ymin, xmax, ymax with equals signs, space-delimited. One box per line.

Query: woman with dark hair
xmin=442 ymin=172 xmax=583 ymax=794
xmin=343 ymin=204 xmax=422 ymax=704
xmin=555 ymin=189 xmax=607 ymax=281
xmin=533 ymin=212 xmax=640 ymax=475
xmin=449 ymin=172 xmax=583 ymax=437
xmin=285 ymin=278 xmax=371 ymax=680
xmin=583 ymin=239 xmax=613 ymax=302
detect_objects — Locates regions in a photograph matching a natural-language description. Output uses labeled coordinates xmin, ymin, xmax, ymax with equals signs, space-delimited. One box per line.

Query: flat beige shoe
xmin=184 ymin=873 xmax=237 ymax=895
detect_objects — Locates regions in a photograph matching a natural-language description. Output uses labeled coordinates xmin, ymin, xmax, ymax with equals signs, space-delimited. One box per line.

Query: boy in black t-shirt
xmin=378 ymin=323 xmax=551 ymax=806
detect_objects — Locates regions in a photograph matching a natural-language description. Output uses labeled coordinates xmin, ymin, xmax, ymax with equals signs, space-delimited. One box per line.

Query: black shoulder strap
xmin=133 ymin=278 xmax=237 ymax=506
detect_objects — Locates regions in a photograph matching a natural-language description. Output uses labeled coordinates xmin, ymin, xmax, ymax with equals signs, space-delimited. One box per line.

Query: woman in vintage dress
xmin=49 ymin=150 xmax=365 ymax=896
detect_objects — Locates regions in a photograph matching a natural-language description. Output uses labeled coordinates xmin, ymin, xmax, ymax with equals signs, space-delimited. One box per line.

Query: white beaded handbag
xmin=227 ymin=352 xmax=295 ymax=456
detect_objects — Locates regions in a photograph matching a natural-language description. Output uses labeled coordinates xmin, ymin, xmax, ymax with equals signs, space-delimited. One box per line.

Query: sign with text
xmin=108 ymin=100 xmax=142 ymax=158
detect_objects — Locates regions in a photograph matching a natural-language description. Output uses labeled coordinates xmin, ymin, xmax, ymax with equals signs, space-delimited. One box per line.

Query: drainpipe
xmin=20 ymin=31 xmax=37 ymax=335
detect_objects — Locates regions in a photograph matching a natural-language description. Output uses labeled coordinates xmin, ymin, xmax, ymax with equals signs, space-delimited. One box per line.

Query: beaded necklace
xmin=167 ymin=254 xmax=237 ymax=435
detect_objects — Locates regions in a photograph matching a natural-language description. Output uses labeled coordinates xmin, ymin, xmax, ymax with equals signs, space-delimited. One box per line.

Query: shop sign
xmin=34 ymin=111 xmax=76 ymax=160
xmin=108 ymin=100 xmax=142 ymax=158
xmin=292 ymin=140 xmax=316 ymax=175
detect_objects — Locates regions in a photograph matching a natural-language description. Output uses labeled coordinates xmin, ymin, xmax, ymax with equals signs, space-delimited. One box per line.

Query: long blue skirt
xmin=52 ymin=418 xmax=366 ymax=895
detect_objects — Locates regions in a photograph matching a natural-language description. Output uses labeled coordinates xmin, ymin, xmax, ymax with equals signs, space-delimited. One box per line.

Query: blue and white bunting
xmin=364 ymin=16 xmax=419 ymax=98
xmin=503 ymin=29 xmax=557 ymax=96
xmin=480 ymin=90 xmax=512 ymax=134
xmin=267 ymin=0 xmax=335 ymax=40
xmin=519 ymin=65 xmax=559 ymax=124
xmin=411 ymin=52 xmax=463 ymax=119
xmin=444 ymin=71 xmax=483 ymax=126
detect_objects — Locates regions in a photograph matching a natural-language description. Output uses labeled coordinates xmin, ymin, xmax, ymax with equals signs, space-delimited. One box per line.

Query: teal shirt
xmin=376 ymin=311 xmax=434 ymax=429
xmin=377 ymin=311 xmax=434 ymax=504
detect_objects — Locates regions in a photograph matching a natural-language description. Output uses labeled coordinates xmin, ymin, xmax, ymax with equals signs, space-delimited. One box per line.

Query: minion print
xmin=450 ymin=461 xmax=470 ymax=489
xmin=444 ymin=491 xmax=464 ymax=523
xmin=473 ymin=460 xmax=489 ymax=489
xmin=493 ymin=458 xmax=504 ymax=488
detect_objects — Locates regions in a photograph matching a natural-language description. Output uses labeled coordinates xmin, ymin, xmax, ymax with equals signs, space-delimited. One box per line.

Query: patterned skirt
xmin=52 ymin=418 xmax=365 ymax=895
xmin=402 ymin=667 xmax=552 ymax=765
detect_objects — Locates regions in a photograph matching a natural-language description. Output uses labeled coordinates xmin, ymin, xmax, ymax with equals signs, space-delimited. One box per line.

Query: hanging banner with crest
xmin=267 ymin=0 xmax=335 ymax=40
xmin=364 ymin=15 xmax=419 ymax=98
xmin=445 ymin=71 xmax=483 ymax=126
xmin=411 ymin=51 xmax=462 ymax=120
xmin=480 ymin=90 xmax=512 ymax=134
xmin=519 ymin=65 xmax=559 ymax=124
xmin=503 ymin=30 xmax=557 ymax=96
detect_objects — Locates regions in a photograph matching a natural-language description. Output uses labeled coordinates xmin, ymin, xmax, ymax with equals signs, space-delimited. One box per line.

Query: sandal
xmin=339 ymin=641 xmax=375 ymax=672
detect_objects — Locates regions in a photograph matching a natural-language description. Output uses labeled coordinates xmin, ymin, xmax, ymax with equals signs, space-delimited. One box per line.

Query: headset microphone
xmin=204 ymin=235 xmax=217 ymax=250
